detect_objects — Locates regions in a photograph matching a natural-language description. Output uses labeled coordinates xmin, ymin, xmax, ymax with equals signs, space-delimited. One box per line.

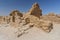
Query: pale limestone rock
xmin=24 ymin=3 xmax=42 ymax=19
xmin=0 ymin=16 xmax=3 ymax=24
xmin=28 ymin=3 xmax=42 ymax=18
xmin=41 ymin=13 xmax=60 ymax=23
xmin=9 ymin=10 xmax=23 ymax=17
xmin=0 ymin=3 xmax=54 ymax=33
xmin=25 ymin=18 xmax=30 ymax=24
xmin=39 ymin=20 xmax=53 ymax=33
xmin=23 ymin=3 xmax=42 ymax=27
xmin=23 ymin=15 xmax=40 ymax=27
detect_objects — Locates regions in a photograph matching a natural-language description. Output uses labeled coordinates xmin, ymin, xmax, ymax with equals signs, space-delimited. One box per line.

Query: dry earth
xmin=0 ymin=3 xmax=60 ymax=40
xmin=0 ymin=23 xmax=60 ymax=40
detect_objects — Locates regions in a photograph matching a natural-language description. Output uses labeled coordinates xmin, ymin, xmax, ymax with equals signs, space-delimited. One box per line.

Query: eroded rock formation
xmin=0 ymin=3 xmax=54 ymax=33
xmin=9 ymin=10 xmax=23 ymax=17
xmin=41 ymin=13 xmax=60 ymax=23
xmin=29 ymin=3 xmax=42 ymax=18
xmin=39 ymin=19 xmax=53 ymax=33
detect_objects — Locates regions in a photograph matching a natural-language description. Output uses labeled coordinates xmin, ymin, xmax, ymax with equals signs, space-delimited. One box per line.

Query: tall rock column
xmin=28 ymin=3 xmax=42 ymax=18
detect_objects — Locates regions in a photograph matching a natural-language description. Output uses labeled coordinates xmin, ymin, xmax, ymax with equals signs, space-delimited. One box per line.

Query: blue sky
xmin=0 ymin=0 xmax=60 ymax=16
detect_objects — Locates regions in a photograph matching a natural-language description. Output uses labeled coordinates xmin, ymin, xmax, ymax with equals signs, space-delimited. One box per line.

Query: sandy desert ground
xmin=0 ymin=23 xmax=60 ymax=40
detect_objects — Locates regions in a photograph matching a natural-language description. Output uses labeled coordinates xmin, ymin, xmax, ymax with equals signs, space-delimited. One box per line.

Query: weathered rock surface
xmin=23 ymin=3 xmax=42 ymax=28
xmin=9 ymin=10 xmax=23 ymax=17
xmin=24 ymin=3 xmax=42 ymax=19
xmin=0 ymin=3 xmax=54 ymax=33
xmin=0 ymin=2 xmax=60 ymax=40
xmin=39 ymin=19 xmax=53 ymax=33
xmin=41 ymin=13 xmax=60 ymax=23
xmin=29 ymin=3 xmax=42 ymax=18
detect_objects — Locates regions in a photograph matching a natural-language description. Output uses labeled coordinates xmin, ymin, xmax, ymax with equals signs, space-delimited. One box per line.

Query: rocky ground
xmin=0 ymin=23 xmax=60 ymax=40
xmin=0 ymin=3 xmax=60 ymax=40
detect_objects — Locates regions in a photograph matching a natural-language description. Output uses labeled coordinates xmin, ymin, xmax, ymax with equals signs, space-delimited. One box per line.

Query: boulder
xmin=9 ymin=10 xmax=23 ymax=17
xmin=39 ymin=20 xmax=53 ymax=33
